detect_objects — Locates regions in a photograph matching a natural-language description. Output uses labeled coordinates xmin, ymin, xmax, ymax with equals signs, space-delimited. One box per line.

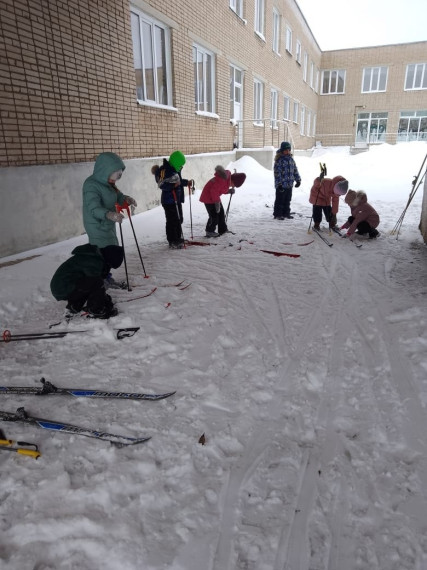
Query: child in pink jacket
xmin=199 ymin=165 xmax=235 ymax=237
xmin=341 ymin=190 xmax=380 ymax=239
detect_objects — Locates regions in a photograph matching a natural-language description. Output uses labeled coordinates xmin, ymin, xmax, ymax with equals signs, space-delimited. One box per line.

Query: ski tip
xmin=112 ymin=436 xmax=152 ymax=447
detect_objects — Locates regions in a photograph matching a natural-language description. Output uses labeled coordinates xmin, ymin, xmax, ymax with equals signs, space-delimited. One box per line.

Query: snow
xmin=1 ymin=142 xmax=427 ymax=570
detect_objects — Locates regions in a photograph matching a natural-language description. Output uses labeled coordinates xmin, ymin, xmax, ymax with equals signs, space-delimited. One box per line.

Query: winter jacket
xmin=309 ymin=175 xmax=346 ymax=215
xmin=50 ymin=244 xmax=107 ymax=300
xmin=199 ymin=170 xmax=232 ymax=204
xmin=342 ymin=195 xmax=380 ymax=236
xmin=82 ymin=152 xmax=126 ymax=248
xmin=274 ymin=153 xmax=301 ymax=189
xmin=153 ymin=159 xmax=188 ymax=205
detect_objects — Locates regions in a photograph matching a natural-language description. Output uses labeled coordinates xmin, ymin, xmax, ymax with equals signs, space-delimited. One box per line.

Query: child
xmin=151 ymin=151 xmax=188 ymax=249
xmin=309 ymin=175 xmax=348 ymax=230
xmin=199 ymin=166 xmax=243 ymax=237
xmin=341 ymin=190 xmax=380 ymax=239
xmin=82 ymin=152 xmax=137 ymax=288
xmin=50 ymin=244 xmax=123 ymax=319
xmin=273 ymin=141 xmax=301 ymax=220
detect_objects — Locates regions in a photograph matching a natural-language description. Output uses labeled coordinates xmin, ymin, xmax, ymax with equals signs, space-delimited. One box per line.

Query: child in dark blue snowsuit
xmin=273 ymin=141 xmax=301 ymax=220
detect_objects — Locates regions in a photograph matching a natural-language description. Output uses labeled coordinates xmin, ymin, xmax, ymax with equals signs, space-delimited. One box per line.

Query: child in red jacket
xmin=199 ymin=165 xmax=236 ymax=237
xmin=309 ymin=175 xmax=348 ymax=230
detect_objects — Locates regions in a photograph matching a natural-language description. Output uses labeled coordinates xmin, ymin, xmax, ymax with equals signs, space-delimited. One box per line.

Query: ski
xmin=2 ymin=327 xmax=140 ymax=342
xmin=281 ymin=240 xmax=314 ymax=246
xmin=0 ymin=407 xmax=151 ymax=446
xmin=313 ymin=228 xmax=333 ymax=247
xmin=132 ymin=280 xmax=186 ymax=288
xmin=122 ymin=287 xmax=157 ymax=303
xmin=0 ymin=378 xmax=176 ymax=401
xmin=331 ymin=227 xmax=363 ymax=248
xmin=260 ymin=249 xmax=300 ymax=258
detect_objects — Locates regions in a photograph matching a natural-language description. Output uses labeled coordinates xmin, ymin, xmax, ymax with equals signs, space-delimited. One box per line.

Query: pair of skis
xmin=0 ymin=378 xmax=176 ymax=447
xmin=313 ymin=226 xmax=362 ymax=249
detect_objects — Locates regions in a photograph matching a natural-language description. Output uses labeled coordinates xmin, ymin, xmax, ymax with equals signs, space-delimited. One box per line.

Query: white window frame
xmin=312 ymin=113 xmax=317 ymax=137
xmin=230 ymin=0 xmax=244 ymax=19
xmin=405 ymin=63 xmax=427 ymax=90
xmin=310 ymin=62 xmax=314 ymax=89
xmin=131 ymin=8 xmax=173 ymax=108
xmin=270 ymin=88 xmax=278 ymax=129
xmin=321 ymin=69 xmax=346 ymax=94
xmin=193 ymin=43 xmax=216 ymax=115
xmin=253 ymin=78 xmax=264 ymax=125
xmin=295 ymin=40 xmax=301 ymax=64
xmin=285 ymin=25 xmax=292 ymax=54
xmin=362 ymin=66 xmax=388 ymax=93
xmin=255 ymin=0 xmax=265 ymax=37
xmin=293 ymin=100 xmax=299 ymax=124
xmin=306 ymin=109 xmax=311 ymax=136
xmin=300 ymin=105 xmax=305 ymax=134
xmin=315 ymin=68 xmax=319 ymax=93
xmin=283 ymin=94 xmax=290 ymax=120
xmin=303 ymin=51 xmax=308 ymax=82
xmin=272 ymin=8 xmax=280 ymax=54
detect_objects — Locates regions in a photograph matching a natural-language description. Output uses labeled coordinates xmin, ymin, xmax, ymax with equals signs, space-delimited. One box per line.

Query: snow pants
xmin=205 ymin=203 xmax=228 ymax=234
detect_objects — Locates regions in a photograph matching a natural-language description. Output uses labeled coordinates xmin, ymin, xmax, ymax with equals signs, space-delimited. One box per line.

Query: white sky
xmin=296 ymin=0 xmax=427 ymax=51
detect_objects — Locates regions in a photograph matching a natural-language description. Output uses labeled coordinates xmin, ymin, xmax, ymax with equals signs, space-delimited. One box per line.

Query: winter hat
xmin=169 ymin=151 xmax=186 ymax=171
xmin=214 ymin=165 xmax=228 ymax=180
xmin=101 ymin=245 xmax=124 ymax=269
xmin=333 ymin=179 xmax=349 ymax=195
xmin=230 ymin=172 xmax=246 ymax=188
xmin=279 ymin=141 xmax=292 ymax=152
xmin=345 ymin=189 xmax=357 ymax=205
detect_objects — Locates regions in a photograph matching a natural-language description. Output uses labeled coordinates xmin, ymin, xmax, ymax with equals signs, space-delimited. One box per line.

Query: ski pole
xmin=172 ymin=189 xmax=185 ymax=246
xmin=115 ymin=204 xmax=131 ymax=291
xmin=188 ymin=180 xmax=195 ymax=239
xmin=123 ymin=202 xmax=149 ymax=278
xmin=308 ymin=163 xmax=326 ymax=233
xmin=225 ymin=193 xmax=233 ymax=223
xmin=0 ymin=439 xmax=41 ymax=459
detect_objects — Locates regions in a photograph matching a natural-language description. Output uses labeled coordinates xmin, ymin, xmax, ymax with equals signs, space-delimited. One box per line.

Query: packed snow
xmin=0 ymin=143 xmax=427 ymax=570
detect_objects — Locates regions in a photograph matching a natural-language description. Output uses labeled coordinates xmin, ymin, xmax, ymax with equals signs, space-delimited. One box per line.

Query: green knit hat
xmin=169 ymin=151 xmax=186 ymax=171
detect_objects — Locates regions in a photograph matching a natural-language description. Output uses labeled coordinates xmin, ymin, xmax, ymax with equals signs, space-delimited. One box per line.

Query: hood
xmin=330 ymin=175 xmax=346 ymax=187
xmin=214 ymin=168 xmax=231 ymax=183
xmin=71 ymin=244 xmax=102 ymax=257
xmin=92 ymin=153 xmax=126 ymax=184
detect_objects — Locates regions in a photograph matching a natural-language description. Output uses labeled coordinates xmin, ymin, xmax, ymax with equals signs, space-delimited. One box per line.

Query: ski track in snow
xmin=1 ymin=147 xmax=427 ymax=570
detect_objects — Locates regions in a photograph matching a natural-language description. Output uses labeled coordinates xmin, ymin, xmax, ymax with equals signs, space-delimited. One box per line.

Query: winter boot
xmin=206 ymin=231 xmax=220 ymax=238
xmin=369 ymin=228 xmax=380 ymax=239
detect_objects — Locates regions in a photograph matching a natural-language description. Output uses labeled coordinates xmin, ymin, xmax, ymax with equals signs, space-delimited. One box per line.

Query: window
xmin=398 ymin=110 xmax=427 ymax=141
xmin=230 ymin=65 xmax=243 ymax=120
xmin=293 ymin=101 xmax=299 ymax=123
xmin=300 ymin=106 xmax=305 ymax=134
xmin=295 ymin=40 xmax=301 ymax=64
xmin=193 ymin=44 xmax=215 ymax=114
xmin=285 ymin=26 xmax=292 ymax=53
xmin=356 ymin=112 xmax=388 ymax=143
xmin=131 ymin=8 xmax=172 ymax=106
xmin=303 ymin=52 xmax=308 ymax=82
xmin=255 ymin=0 xmax=265 ymax=36
xmin=321 ymin=69 xmax=346 ymax=94
xmin=362 ymin=66 xmax=388 ymax=93
xmin=270 ymin=89 xmax=278 ymax=128
xmin=272 ymin=8 xmax=280 ymax=53
xmin=315 ymin=68 xmax=319 ymax=93
xmin=405 ymin=63 xmax=427 ymax=90
xmin=310 ymin=62 xmax=314 ymax=88
xmin=306 ymin=109 xmax=311 ymax=136
xmin=254 ymin=79 xmax=264 ymax=124
xmin=283 ymin=94 xmax=290 ymax=120
xmin=230 ymin=0 xmax=243 ymax=18
xmin=312 ymin=113 xmax=317 ymax=137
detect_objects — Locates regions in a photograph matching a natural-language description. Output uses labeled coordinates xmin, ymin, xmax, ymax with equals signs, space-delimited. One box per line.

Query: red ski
xmin=260 ymin=250 xmax=300 ymax=258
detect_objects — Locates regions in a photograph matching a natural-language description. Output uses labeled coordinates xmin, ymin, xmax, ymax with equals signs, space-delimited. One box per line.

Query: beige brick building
xmin=0 ymin=0 xmax=426 ymax=254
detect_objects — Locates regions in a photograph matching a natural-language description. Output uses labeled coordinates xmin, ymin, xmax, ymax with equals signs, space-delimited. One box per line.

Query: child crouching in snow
xmin=341 ymin=190 xmax=380 ymax=239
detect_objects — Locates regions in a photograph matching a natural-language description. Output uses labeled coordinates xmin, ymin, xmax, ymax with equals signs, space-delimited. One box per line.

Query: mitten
xmin=215 ymin=202 xmax=221 ymax=213
xmin=228 ymin=187 xmax=235 ymax=195
xmin=106 ymin=211 xmax=124 ymax=224
xmin=124 ymin=195 xmax=137 ymax=207
xmin=295 ymin=180 xmax=301 ymax=188
xmin=277 ymin=185 xmax=284 ymax=193
xmin=340 ymin=223 xmax=349 ymax=230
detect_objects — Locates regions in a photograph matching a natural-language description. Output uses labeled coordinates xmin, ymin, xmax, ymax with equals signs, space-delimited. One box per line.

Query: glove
xmin=124 ymin=195 xmax=137 ymax=207
xmin=188 ymin=180 xmax=195 ymax=194
xmin=340 ymin=223 xmax=348 ymax=230
xmin=214 ymin=202 xmax=221 ymax=213
xmin=295 ymin=180 xmax=301 ymax=188
xmin=106 ymin=211 xmax=124 ymax=224
xmin=277 ymin=185 xmax=284 ymax=193
xmin=228 ymin=187 xmax=235 ymax=195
